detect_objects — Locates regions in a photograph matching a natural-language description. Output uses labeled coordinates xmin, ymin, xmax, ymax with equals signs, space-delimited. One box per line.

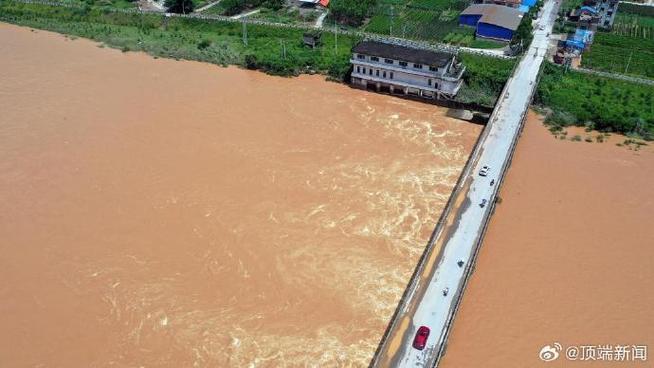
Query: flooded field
xmin=0 ymin=23 xmax=481 ymax=367
xmin=440 ymin=112 xmax=654 ymax=367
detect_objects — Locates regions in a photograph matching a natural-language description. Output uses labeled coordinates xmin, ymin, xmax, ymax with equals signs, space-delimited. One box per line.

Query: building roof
xmin=318 ymin=0 xmax=329 ymax=6
xmin=460 ymin=4 xmax=523 ymax=31
xmin=352 ymin=41 xmax=453 ymax=67
xmin=498 ymin=0 xmax=522 ymax=5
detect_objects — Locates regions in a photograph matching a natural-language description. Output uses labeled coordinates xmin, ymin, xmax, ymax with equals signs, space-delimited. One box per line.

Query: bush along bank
xmin=0 ymin=1 xmax=515 ymax=108
xmin=0 ymin=1 xmax=357 ymax=79
xmin=536 ymin=63 xmax=654 ymax=140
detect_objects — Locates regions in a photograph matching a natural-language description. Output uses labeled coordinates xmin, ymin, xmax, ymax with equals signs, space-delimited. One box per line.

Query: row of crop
xmin=364 ymin=8 xmax=461 ymax=42
xmin=611 ymin=21 xmax=654 ymax=39
xmin=582 ymin=43 xmax=654 ymax=78
xmin=363 ymin=0 xmax=466 ymax=42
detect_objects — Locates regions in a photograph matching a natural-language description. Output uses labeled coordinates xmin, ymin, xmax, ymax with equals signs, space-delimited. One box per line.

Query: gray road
xmin=370 ymin=1 xmax=560 ymax=367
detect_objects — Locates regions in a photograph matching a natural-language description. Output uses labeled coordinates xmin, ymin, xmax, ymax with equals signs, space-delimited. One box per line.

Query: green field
xmin=618 ymin=2 xmax=654 ymax=17
xmin=537 ymin=63 xmax=654 ymax=138
xmin=363 ymin=0 xmax=474 ymax=44
xmin=581 ymin=27 xmax=654 ymax=78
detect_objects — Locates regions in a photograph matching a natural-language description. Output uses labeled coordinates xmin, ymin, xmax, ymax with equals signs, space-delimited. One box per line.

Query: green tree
xmin=165 ymin=0 xmax=194 ymax=14
xmin=330 ymin=0 xmax=376 ymax=26
xmin=221 ymin=0 xmax=245 ymax=15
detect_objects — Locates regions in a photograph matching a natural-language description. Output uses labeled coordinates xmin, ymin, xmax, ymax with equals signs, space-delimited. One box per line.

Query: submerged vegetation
xmin=537 ymin=63 xmax=654 ymax=139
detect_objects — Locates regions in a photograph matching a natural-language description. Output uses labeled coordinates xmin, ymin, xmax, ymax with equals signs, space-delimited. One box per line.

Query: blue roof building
xmin=459 ymin=4 xmax=523 ymax=42
xmin=565 ymin=28 xmax=594 ymax=50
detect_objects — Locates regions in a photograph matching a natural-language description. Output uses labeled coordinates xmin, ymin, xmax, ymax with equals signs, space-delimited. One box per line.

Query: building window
xmin=414 ymin=63 xmax=423 ymax=69
xmin=369 ymin=68 xmax=372 ymax=75
xmin=429 ymin=66 xmax=437 ymax=72
xmin=434 ymin=82 xmax=438 ymax=89
xmin=357 ymin=54 xmax=365 ymax=60
xmin=390 ymin=72 xmax=394 ymax=79
xmin=428 ymin=79 xmax=432 ymax=86
xmin=384 ymin=58 xmax=394 ymax=64
xmin=371 ymin=56 xmax=379 ymax=62
xmin=383 ymin=71 xmax=387 ymax=78
xmin=399 ymin=61 xmax=408 ymax=67
xmin=376 ymin=70 xmax=379 ymax=77
xmin=362 ymin=67 xmax=366 ymax=74
xmin=356 ymin=66 xmax=360 ymax=73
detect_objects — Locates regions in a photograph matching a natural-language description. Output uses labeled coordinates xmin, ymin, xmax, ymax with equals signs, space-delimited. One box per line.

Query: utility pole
xmin=390 ymin=5 xmax=394 ymax=36
xmin=334 ymin=21 xmax=338 ymax=55
xmin=280 ymin=40 xmax=287 ymax=59
xmin=242 ymin=21 xmax=248 ymax=46
xmin=624 ymin=51 xmax=633 ymax=74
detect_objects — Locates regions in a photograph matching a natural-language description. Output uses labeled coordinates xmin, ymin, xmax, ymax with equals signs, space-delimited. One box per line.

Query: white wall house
xmin=350 ymin=41 xmax=465 ymax=100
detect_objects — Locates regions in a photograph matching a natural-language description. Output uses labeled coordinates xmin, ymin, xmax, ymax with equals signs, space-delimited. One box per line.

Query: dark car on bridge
xmin=412 ymin=326 xmax=430 ymax=350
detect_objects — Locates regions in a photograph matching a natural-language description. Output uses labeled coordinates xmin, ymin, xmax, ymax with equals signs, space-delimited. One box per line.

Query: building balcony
xmin=442 ymin=65 xmax=466 ymax=82
xmin=351 ymin=59 xmax=449 ymax=79
xmin=351 ymin=72 xmax=462 ymax=96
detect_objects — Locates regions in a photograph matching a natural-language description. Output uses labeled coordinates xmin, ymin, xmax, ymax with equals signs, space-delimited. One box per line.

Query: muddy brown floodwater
xmin=0 ymin=23 xmax=481 ymax=367
xmin=440 ymin=112 xmax=654 ymax=368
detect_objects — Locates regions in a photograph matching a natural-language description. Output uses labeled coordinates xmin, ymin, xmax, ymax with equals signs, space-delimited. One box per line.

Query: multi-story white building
xmin=350 ymin=41 xmax=465 ymax=100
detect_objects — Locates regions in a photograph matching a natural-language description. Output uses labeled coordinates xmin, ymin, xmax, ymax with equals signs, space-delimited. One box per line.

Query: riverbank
xmin=439 ymin=111 xmax=654 ymax=367
xmin=0 ymin=0 xmax=516 ymax=108
xmin=0 ymin=22 xmax=482 ymax=366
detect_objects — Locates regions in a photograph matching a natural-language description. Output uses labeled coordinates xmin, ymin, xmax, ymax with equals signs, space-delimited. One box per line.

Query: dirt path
xmin=231 ymin=8 xmax=260 ymax=19
xmin=195 ymin=0 xmax=222 ymax=13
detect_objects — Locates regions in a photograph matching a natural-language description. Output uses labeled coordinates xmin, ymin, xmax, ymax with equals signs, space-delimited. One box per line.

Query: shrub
xmin=165 ymin=0 xmax=194 ymax=13
xmin=197 ymin=39 xmax=211 ymax=49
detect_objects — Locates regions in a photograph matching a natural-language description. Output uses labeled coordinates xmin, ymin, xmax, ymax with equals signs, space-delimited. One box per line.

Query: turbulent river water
xmin=0 ymin=23 xmax=481 ymax=367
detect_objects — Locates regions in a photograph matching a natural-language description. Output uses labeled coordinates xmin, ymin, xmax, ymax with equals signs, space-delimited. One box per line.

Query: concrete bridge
xmin=369 ymin=0 xmax=561 ymax=367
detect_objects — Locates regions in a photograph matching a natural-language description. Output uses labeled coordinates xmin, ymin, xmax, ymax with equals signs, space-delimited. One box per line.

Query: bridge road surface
xmin=370 ymin=1 xmax=561 ymax=367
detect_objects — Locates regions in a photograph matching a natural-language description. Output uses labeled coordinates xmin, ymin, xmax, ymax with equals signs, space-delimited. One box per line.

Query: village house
xmin=350 ymin=41 xmax=465 ymax=100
